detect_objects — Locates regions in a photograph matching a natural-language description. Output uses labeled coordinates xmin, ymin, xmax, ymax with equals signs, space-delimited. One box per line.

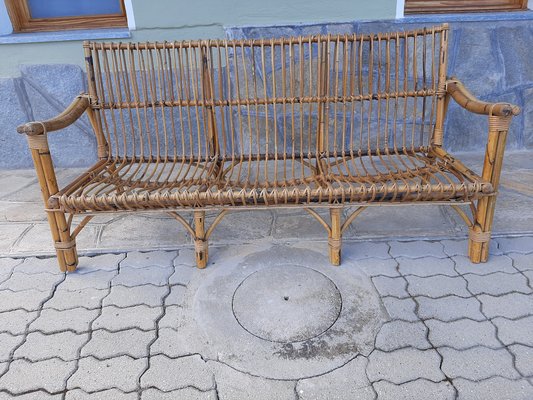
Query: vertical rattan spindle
xmin=329 ymin=208 xmax=342 ymax=266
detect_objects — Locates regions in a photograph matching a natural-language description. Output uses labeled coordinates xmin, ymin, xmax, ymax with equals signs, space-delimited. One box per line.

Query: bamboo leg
xmin=329 ymin=208 xmax=342 ymax=266
xmin=193 ymin=211 xmax=208 ymax=269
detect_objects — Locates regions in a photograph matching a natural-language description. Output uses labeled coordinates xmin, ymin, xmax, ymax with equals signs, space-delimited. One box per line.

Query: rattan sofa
xmin=18 ymin=24 xmax=520 ymax=271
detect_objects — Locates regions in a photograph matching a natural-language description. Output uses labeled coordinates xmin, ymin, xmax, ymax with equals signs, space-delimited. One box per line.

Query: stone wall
xmin=0 ymin=18 xmax=531 ymax=169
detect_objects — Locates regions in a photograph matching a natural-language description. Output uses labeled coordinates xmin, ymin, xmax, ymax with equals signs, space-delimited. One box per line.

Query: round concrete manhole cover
xmin=232 ymin=265 xmax=342 ymax=343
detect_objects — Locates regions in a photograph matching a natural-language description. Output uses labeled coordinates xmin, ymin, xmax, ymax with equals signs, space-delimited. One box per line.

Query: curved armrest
xmin=17 ymin=94 xmax=91 ymax=136
xmin=446 ymin=79 xmax=520 ymax=117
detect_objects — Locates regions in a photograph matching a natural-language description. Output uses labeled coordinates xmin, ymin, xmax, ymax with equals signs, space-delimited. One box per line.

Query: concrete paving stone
xmin=173 ymin=248 xmax=196 ymax=267
xmin=65 ymin=388 xmax=138 ymax=400
xmin=367 ymin=348 xmax=445 ymax=384
xmin=158 ymin=306 xmax=182 ymax=330
xmin=45 ymin=288 xmax=109 ymax=311
xmin=295 ymin=357 xmax=373 ymax=399
xmin=103 ymin=285 xmax=168 ymax=308
xmin=169 ymin=264 xmax=195 ymax=286
xmin=463 ymin=272 xmax=531 ymax=296
xmin=122 ymin=251 xmax=177 ymax=269
xmin=375 ymin=321 xmax=431 ymax=351
xmin=92 ymin=305 xmax=161 ymax=332
xmin=0 ymin=310 xmax=38 ymax=335
xmin=0 ymin=258 xmax=22 ymax=279
xmin=57 ymin=270 xmax=116 ymax=292
xmin=441 ymin=239 xmax=501 ymax=257
xmin=497 ymin=237 xmax=533 ymax=254
xmin=479 ymin=293 xmax=533 ymax=319
xmin=453 ymin=254 xmax=516 ymax=276
xmin=373 ymin=379 xmax=455 ymax=400
xmin=14 ymin=257 xmax=65 ymax=275
xmin=209 ymin=210 xmax=273 ymax=242
xmin=0 ymin=391 xmax=62 ymax=399
xmin=426 ymin=319 xmax=500 ymax=350
xmin=353 ymin=258 xmax=399 ymax=277
xmin=81 ymin=328 xmax=155 ymax=359
xmin=112 ymin=266 xmax=173 ymax=287
xmin=75 ymin=253 xmax=124 ymax=274
xmin=493 ymin=316 xmax=533 ymax=346
xmin=524 ymin=269 xmax=533 ymax=288
xmin=165 ymin=285 xmax=186 ymax=306
xmin=0 ymin=358 xmax=76 ymax=394
xmin=0 ymin=201 xmax=46 ymax=223
xmin=416 ymin=295 xmax=485 ymax=322
xmin=29 ymin=308 xmax=99 ymax=334
xmin=272 ymin=209 xmax=325 ymax=240
xmin=510 ymin=252 xmax=533 ymax=272
xmin=508 ymin=344 xmax=533 ymax=376
xmin=141 ymin=388 xmax=217 ymax=400
xmin=0 ymin=224 xmax=30 ymax=253
xmin=0 ymin=271 xmax=64 ymax=292
xmin=406 ymin=275 xmax=470 ymax=298
xmin=382 ymin=297 xmax=419 ymax=322
xmin=371 ymin=276 xmax=409 ymax=298
xmin=342 ymin=241 xmax=391 ymax=260
xmin=440 ymin=346 xmax=519 ymax=380
xmin=389 ymin=241 xmax=446 ymax=259
xmin=0 ymin=333 xmax=24 ymax=362
xmin=141 ymin=354 xmax=214 ymax=392
xmin=15 ymin=331 xmax=88 ymax=362
xmin=211 ymin=360 xmax=298 ymax=400
xmin=397 ymin=257 xmax=457 ymax=277
xmin=0 ymin=288 xmax=51 ymax=312
xmin=454 ymin=376 xmax=533 ymax=400
xmin=150 ymin=328 xmax=187 ymax=358
xmin=68 ymin=355 xmax=147 ymax=392
xmin=0 ymin=172 xmax=38 ymax=200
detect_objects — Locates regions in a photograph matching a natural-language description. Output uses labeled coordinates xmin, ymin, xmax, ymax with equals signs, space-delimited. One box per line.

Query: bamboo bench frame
xmin=18 ymin=24 xmax=520 ymax=271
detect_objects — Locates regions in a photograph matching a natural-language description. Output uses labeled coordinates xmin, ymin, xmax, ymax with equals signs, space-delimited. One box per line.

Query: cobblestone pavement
xmin=0 ymin=237 xmax=531 ymax=399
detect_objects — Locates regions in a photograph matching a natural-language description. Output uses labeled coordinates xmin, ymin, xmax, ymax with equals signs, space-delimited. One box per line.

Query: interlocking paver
xmin=375 ymin=321 xmax=430 ymax=351
xmin=479 ymin=292 xmax=533 ymax=319
xmin=453 ymin=254 xmax=515 ymax=275
xmin=0 ymin=272 xmax=63 ymax=292
xmin=57 ymin=270 xmax=116 ymax=292
xmin=440 ymin=346 xmax=519 ymax=380
xmin=463 ymin=272 xmax=531 ymax=296
xmin=0 ymin=332 xmax=24 ymax=362
xmin=296 ymin=357 xmax=373 ymax=400
xmin=510 ymin=252 xmax=533 ymax=272
xmin=92 ymin=305 xmax=161 ymax=332
xmin=406 ymin=275 xmax=470 ymax=298
xmin=68 ymin=355 xmax=146 ymax=392
xmin=29 ymin=308 xmax=99 ymax=334
xmin=497 ymin=237 xmax=533 ymax=254
xmin=0 ymin=358 xmax=75 ymax=394
xmin=165 ymin=285 xmax=186 ymax=306
xmin=442 ymin=238 xmax=501 ymax=257
xmin=81 ymin=328 xmax=155 ymax=359
xmin=150 ymin=328 xmax=187 ymax=358
xmin=389 ymin=241 xmax=445 ymax=259
xmin=416 ymin=295 xmax=485 ymax=322
xmin=103 ymin=285 xmax=168 ymax=308
xmin=371 ymin=276 xmax=409 ymax=298
xmin=454 ymin=376 xmax=533 ymax=400
xmin=0 ymin=390 xmax=62 ymax=399
xmin=75 ymin=253 xmax=123 ymax=274
xmin=342 ymin=241 xmax=391 ymax=260
xmin=65 ymin=388 xmax=137 ymax=399
xmin=524 ymin=270 xmax=533 ymax=287
xmin=45 ymin=288 xmax=109 ymax=310
xmin=0 ymin=289 xmax=50 ymax=312
xmin=112 ymin=266 xmax=172 ymax=287
xmin=141 ymin=388 xmax=217 ymax=400
xmin=122 ymin=250 xmax=177 ymax=269
xmin=353 ymin=258 xmax=399 ymax=277
xmin=14 ymin=257 xmax=64 ymax=275
xmin=397 ymin=257 xmax=457 ymax=277
xmin=168 ymin=264 xmax=195 ymax=286
xmin=367 ymin=348 xmax=445 ymax=384
xmin=373 ymin=379 xmax=455 ymax=400
xmin=0 ymin=258 xmax=22 ymax=281
xmin=426 ymin=319 xmax=501 ymax=349
xmin=508 ymin=344 xmax=533 ymax=376
xmin=0 ymin=309 xmax=38 ymax=335
xmin=158 ymin=306 xmax=183 ymax=330
xmin=173 ymin=249 xmax=195 ymax=267
xmin=15 ymin=331 xmax=88 ymax=362
xmin=382 ymin=297 xmax=419 ymax=322
xmin=211 ymin=360 xmax=298 ymax=400
xmin=493 ymin=316 xmax=533 ymax=346
xmin=140 ymin=354 xmax=214 ymax=391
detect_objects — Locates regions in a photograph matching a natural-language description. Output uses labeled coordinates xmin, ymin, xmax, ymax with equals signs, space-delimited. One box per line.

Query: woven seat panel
xmin=52 ymin=151 xmax=492 ymax=213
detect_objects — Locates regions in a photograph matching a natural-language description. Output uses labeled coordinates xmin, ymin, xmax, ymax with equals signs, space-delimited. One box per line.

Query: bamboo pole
xmin=193 ymin=210 xmax=208 ymax=268
xmin=329 ymin=208 xmax=342 ymax=266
